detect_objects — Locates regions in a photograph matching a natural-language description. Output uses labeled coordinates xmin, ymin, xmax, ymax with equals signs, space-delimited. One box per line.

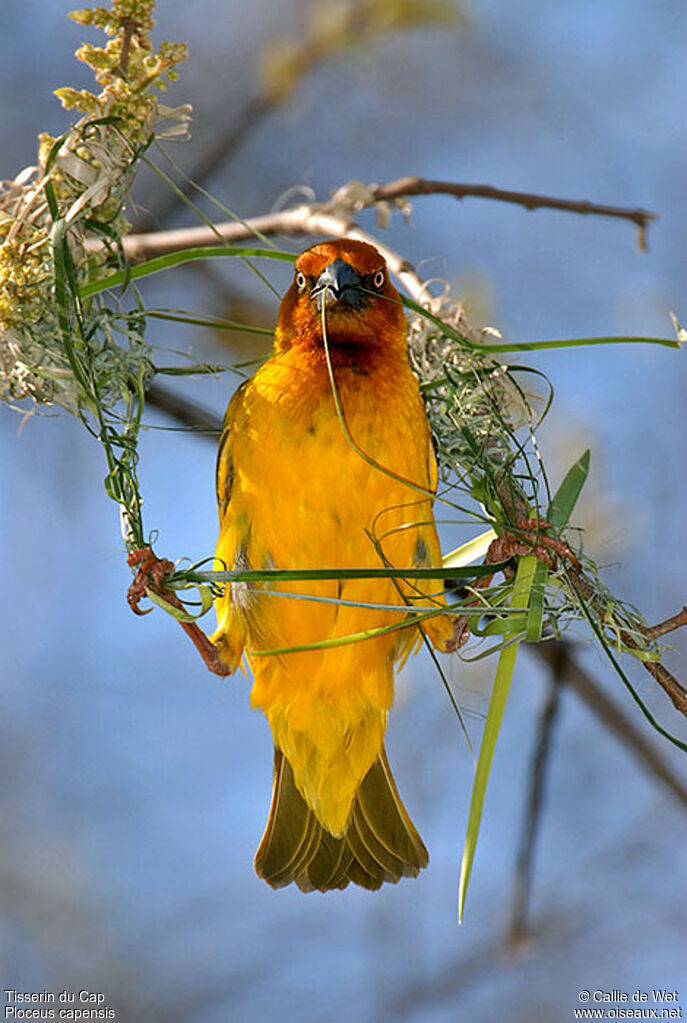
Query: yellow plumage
xmin=212 ymin=239 xmax=455 ymax=890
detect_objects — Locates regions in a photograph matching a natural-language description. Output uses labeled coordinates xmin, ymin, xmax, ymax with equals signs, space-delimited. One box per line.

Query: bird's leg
xmin=126 ymin=548 xmax=232 ymax=677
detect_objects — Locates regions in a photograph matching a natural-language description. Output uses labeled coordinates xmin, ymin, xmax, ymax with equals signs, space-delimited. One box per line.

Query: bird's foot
xmin=127 ymin=547 xmax=175 ymax=615
xmin=126 ymin=547 xmax=232 ymax=677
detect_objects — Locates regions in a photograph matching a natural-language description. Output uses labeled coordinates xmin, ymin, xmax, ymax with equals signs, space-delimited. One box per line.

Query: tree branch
xmin=564 ymin=570 xmax=687 ymax=717
xmin=641 ymin=606 xmax=687 ymax=641
xmin=116 ymin=176 xmax=657 ymax=272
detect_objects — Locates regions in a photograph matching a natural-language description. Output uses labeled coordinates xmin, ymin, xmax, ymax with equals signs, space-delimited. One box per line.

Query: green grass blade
xmin=251 ymin=601 xmax=463 ymax=656
xmin=548 ymin=449 xmax=590 ymax=531
xmin=401 ymin=295 xmax=680 ymax=352
xmin=478 ymin=335 xmax=681 ymax=353
xmin=145 ymin=309 xmax=274 ymax=335
xmin=169 ymin=563 xmax=505 ymax=586
xmin=475 ymin=615 xmax=528 ymax=637
xmin=458 ymin=555 xmax=537 ymax=922
xmin=79 ymin=245 xmax=296 ymax=298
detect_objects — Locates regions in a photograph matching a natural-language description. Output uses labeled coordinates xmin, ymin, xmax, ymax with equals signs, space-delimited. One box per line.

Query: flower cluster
xmin=57 ymin=2 xmax=187 ymax=148
xmin=0 ymin=0 xmax=188 ymax=413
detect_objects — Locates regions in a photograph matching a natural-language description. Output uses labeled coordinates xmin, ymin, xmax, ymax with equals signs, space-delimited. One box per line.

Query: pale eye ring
xmin=295 ymin=270 xmax=307 ymax=292
xmin=373 ymin=269 xmax=385 ymax=289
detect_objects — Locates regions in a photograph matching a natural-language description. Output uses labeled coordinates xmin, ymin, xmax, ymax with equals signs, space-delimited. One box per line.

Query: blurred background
xmin=1 ymin=1 xmax=686 ymax=1020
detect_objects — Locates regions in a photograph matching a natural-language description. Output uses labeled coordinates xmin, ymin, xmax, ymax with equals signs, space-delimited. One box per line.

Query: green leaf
xmin=458 ymin=555 xmax=537 ymax=922
xmin=547 ymin=449 xmax=590 ymax=532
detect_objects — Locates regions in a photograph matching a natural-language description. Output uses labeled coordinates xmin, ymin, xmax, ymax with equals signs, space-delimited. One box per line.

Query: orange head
xmin=275 ymin=239 xmax=407 ymax=352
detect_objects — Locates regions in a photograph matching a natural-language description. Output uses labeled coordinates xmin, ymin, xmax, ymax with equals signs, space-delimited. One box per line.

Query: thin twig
xmin=369 ymin=176 xmax=656 ymax=249
xmin=639 ymin=660 xmax=687 ymax=717
xmin=641 ymin=606 xmax=687 ymax=641
xmin=117 ymin=17 xmax=134 ymax=78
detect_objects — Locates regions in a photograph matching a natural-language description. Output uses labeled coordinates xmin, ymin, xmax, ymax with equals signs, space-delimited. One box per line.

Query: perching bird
xmin=212 ymin=238 xmax=456 ymax=892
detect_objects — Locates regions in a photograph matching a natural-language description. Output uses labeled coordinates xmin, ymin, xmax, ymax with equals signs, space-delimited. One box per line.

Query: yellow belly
xmin=213 ymin=347 xmax=453 ymax=833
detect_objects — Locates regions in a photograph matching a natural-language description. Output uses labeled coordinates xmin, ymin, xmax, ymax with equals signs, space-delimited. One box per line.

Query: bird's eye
xmin=295 ymin=270 xmax=307 ymax=292
xmin=373 ymin=269 xmax=385 ymax=289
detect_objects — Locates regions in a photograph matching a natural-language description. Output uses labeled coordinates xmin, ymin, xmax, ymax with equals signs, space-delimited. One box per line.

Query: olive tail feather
xmin=254 ymin=747 xmax=428 ymax=892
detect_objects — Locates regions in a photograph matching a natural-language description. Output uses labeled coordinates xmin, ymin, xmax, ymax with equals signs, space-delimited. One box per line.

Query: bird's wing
xmin=211 ymin=381 xmax=251 ymax=673
xmin=215 ymin=380 xmax=249 ymax=521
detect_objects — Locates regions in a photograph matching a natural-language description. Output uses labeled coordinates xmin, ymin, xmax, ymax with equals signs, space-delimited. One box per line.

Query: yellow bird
xmin=212 ymin=239 xmax=456 ymax=891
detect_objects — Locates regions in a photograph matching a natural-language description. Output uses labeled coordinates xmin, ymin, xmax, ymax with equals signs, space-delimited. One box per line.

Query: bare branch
xmin=117 ymin=174 xmax=657 ymax=272
xmin=640 ymin=661 xmax=687 ymax=717
xmin=369 ymin=176 xmax=657 ymax=249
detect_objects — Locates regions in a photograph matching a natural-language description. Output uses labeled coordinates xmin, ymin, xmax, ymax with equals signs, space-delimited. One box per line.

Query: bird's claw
xmin=126 ymin=547 xmax=176 ymax=615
